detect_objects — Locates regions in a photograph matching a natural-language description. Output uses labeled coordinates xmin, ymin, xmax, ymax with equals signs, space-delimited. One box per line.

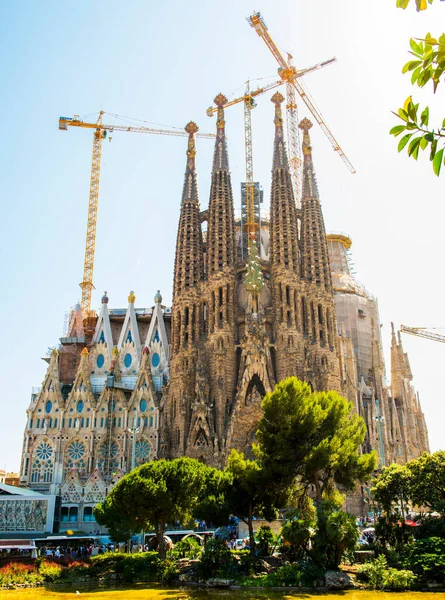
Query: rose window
xmin=135 ymin=440 xmax=150 ymax=462
xmin=68 ymin=441 xmax=86 ymax=460
xmin=36 ymin=442 xmax=53 ymax=460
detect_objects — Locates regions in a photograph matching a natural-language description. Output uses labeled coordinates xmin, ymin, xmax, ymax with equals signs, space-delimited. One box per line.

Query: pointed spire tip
xmin=214 ymin=93 xmax=228 ymax=108
xmin=299 ymin=117 xmax=313 ymax=133
xmin=271 ymin=91 xmax=284 ymax=105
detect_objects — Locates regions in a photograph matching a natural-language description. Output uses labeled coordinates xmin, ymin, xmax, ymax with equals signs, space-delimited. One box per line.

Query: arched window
xmin=61 ymin=507 xmax=69 ymax=522
xmin=83 ymin=507 xmax=95 ymax=522
xmin=69 ymin=507 xmax=78 ymax=522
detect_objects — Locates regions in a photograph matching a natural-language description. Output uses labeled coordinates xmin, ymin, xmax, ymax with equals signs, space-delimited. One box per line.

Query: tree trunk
xmin=314 ymin=476 xmax=322 ymax=505
xmin=247 ymin=502 xmax=256 ymax=557
xmin=157 ymin=516 xmax=166 ymax=559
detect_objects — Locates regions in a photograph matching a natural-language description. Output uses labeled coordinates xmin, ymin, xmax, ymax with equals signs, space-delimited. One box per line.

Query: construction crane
xmin=59 ymin=111 xmax=215 ymax=320
xmin=248 ymin=11 xmax=355 ymax=205
xmin=400 ymin=325 xmax=445 ymax=344
xmin=207 ymin=59 xmax=334 ymax=251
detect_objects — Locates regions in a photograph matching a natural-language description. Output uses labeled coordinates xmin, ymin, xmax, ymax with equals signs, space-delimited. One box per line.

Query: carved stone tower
xmin=166 ymin=121 xmax=204 ymax=457
xmin=203 ymin=94 xmax=238 ymax=458
xmin=269 ymin=92 xmax=304 ymax=381
xmin=299 ymin=118 xmax=340 ymax=391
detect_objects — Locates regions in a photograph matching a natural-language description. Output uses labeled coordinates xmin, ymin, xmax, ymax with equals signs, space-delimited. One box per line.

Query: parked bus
xmin=0 ymin=540 xmax=37 ymax=563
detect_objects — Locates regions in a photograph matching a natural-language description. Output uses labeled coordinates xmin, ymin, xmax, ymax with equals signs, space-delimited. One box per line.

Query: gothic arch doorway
xmin=245 ymin=374 xmax=266 ymax=406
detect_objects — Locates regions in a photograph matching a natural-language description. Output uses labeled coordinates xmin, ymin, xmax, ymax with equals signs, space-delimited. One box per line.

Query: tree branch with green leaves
xmin=391 ymin=33 xmax=445 ymax=175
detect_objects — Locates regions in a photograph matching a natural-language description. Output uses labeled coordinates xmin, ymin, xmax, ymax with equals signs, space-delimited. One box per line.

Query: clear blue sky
xmin=1 ymin=0 xmax=444 ymax=471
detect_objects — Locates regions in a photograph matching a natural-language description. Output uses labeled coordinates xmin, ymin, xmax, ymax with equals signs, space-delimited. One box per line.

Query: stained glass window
xmin=140 ymin=399 xmax=147 ymax=412
xmin=36 ymin=442 xmax=53 ymax=460
xmin=97 ymin=354 xmax=105 ymax=368
xmin=135 ymin=440 xmax=150 ymax=465
xmin=68 ymin=441 xmax=85 ymax=460
xmin=45 ymin=401 xmax=52 ymax=414
xmin=99 ymin=331 xmax=105 ymax=343
xmin=77 ymin=400 xmax=84 ymax=413
xmin=124 ymin=353 xmax=132 ymax=368
xmin=126 ymin=330 xmax=132 ymax=343
xmin=152 ymin=353 xmax=160 ymax=367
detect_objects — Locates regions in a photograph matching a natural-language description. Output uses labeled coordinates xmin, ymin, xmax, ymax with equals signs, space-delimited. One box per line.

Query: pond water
xmin=1 ymin=587 xmax=445 ymax=600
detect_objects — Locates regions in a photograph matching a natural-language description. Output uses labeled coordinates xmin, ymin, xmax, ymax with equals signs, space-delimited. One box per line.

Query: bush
xmin=255 ymin=525 xmax=276 ymax=556
xmin=402 ymin=536 xmax=445 ymax=583
xmin=312 ymin=503 xmax=359 ymax=569
xmin=38 ymin=560 xmax=63 ymax=581
xmin=88 ymin=552 xmax=127 ymax=575
xmin=120 ymin=552 xmax=161 ymax=582
xmin=358 ymin=554 xmax=415 ymax=590
xmin=168 ymin=536 xmax=202 ymax=560
xmin=415 ymin=516 xmax=445 ymax=539
xmin=195 ymin=537 xmax=234 ymax=579
xmin=0 ymin=563 xmax=42 ymax=586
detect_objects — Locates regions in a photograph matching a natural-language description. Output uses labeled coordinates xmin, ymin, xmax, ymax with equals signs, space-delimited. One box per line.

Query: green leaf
xmin=433 ymin=148 xmax=444 ymax=176
xmin=407 ymin=101 xmax=418 ymax=121
xmin=402 ymin=60 xmax=422 ymax=74
xmin=425 ymin=37 xmax=438 ymax=46
xmin=442 ymin=118 xmax=445 ymax=129
xmin=408 ymin=136 xmax=422 ymax=157
xmin=390 ymin=125 xmax=406 ymax=136
xmin=425 ymin=132 xmax=434 ymax=142
xmin=397 ymin=108 xmax=409 ymax=122
xmin=420 ymin=106 xmax=429 ymax=126
xmin=430 ymin=138 xmax=438 ymax=160
xmin=397 ymin=0 xmax=410 ymax=8
xmin=410 ymin=38 xmax=422 ymax=54
xmin=411 ymin=65 xmax=422 ymax=84
xmin=398 ymin=133 xmax=414 ymax=152
xmin=420 ymin=136 xmax=429 ymax=150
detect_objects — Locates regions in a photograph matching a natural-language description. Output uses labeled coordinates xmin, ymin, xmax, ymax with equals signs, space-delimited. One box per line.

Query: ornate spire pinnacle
xmin=206 ymin=93 xmax=236 ymax=274
xmin=181 ymin=121 xmax=199 ymax=203
xmin=154 ymin=290 xmax=162 ymax=304
xmin=128 ymin=290 xmax=135 ymax=304
xmin=173 ymin=122 xmax=204 ymax=299
xmin=299 ymin=118 xmax=330 ymax=289
xmin=212 ymin=93 xmax=230 ymax=172
xmin=269 ymin=92 xmax=299 ymax=271
xmin=101 ymin=291 xmax=109 ymax=304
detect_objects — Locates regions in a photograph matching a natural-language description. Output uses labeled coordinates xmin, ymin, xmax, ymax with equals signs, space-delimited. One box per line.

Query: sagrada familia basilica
xmin=19 ymin=92 xmax=429 ymax=527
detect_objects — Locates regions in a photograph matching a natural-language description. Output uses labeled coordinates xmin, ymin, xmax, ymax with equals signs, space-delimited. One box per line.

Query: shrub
xmin=88 ymin=552 xmax=127 ymax=575
xmin=195 ymin=537 xmax=234 ymax=579
xmin=120 ymin=552 xmax=160 ymax=582
xmin=415 ymin=516 xmax=445 ymax=539
xmin=402 ymin=536 xmax=445 ymax=583
xmin=168 ymin=536 xmax=202 ymax=560
xmin=255 ymin=525 xmax=276 ymax=556
xmin=38 ymin=560 xmax=63 ymax=581
xmin=0 ymin=562 xmax=42 ymax=586
xmin=312 ymin=503 xmax=359 ymax=569
xmin=358 ymin=554 xmax=415 ymax=590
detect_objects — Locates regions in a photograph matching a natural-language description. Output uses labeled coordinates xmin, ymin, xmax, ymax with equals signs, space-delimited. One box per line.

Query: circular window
xmin=36 ymin=442 xmax=53 ymax=460
xmin=97 ymin=354 xmax=105 ymax=369
xmin=77 ymin=400 xmax=84 ymax=413
xmin=151 ymin=353 xmax=160 ymax=367
xmin=140 ymin=399 xmax=147 ymax=412
xmin=124 ymin=353 xmax=132 ymax=368
xmin=68 ymin=441 xmax=85 ymax=460
xmin=45 ymin=400 xmax=52 ymax=414
xmin=135 ymin=440 xmax=150 ymax=461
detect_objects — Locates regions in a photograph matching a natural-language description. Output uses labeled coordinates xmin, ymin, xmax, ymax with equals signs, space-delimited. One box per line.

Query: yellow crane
xmin=248 ymin=11 xmax=355 ymax=206
xmin=400 ymin=325 xmax=445 ymax=344
xmin=59 ymin=112 xmax=215 ymax=319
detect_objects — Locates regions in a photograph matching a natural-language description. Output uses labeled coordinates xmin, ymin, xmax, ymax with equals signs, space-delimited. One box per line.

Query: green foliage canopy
xmin=256 ymin=377 xmax=376 ymax=503
xmin=95 ymin=457 xmax=211 ymax=557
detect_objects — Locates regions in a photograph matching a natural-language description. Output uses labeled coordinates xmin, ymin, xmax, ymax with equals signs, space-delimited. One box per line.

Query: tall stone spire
xmin=207 ymin=94 xmax=236 ymax=274
xmin=269 ymin=92 xmax=303 ymax=381
xmin=299 ymin=118 xmax=331 ymax=291
xmin=166 ymin=122 xmax=205 ymax=459
xmin=173 ymin=121 xmax=204 ymax=301
xmin=299 ymin=118 xmax=340 ymax=392
xmin=269 ymin=92 xmax=299 ymax=272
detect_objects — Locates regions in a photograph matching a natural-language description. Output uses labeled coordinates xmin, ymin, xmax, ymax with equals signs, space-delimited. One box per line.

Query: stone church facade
xmin=19 ymin=94 xmax=429 ymax=528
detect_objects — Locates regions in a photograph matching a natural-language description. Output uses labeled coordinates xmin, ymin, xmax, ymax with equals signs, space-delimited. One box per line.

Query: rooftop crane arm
xmin=400 ymin=325 xmax=445 ymax=344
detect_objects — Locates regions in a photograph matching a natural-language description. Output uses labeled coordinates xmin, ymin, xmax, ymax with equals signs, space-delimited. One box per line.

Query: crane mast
xmin=248 ymin=10 xmax=355 ymax=199
xmin=60 ymin=112 xmax=215 ymax=319
xmin=244 ymin=81 xmax=257 ymax=249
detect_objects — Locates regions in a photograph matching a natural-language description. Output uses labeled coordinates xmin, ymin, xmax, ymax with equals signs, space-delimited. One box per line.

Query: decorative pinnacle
xmin=299 ymin=118 xmax=313 ymax=157
xmin=271 ymin=91 xmax=285 ymax=106
xmin=101 ymin=291 xmax=109 ymax=304
xmin=214 ymin=93 xmax=228 ymax=108
xmin=154 ymin=290 xmax=162 ymax=304
xmin=81 ymin=347 xmax=89 ymax=356
xmin=185 ymin=121 xmax=199 ymax=135
xmin=128 ymin=290 xmax=136 ymax=303
xmin=112 ymin=346 xmax=119 ymax=357
xmin=143 ymin=346 xmax=149 ymax=355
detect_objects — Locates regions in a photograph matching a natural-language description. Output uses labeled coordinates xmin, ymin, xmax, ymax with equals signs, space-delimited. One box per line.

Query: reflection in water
xmin=1 ymin=587 xmax=445 ymax=600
